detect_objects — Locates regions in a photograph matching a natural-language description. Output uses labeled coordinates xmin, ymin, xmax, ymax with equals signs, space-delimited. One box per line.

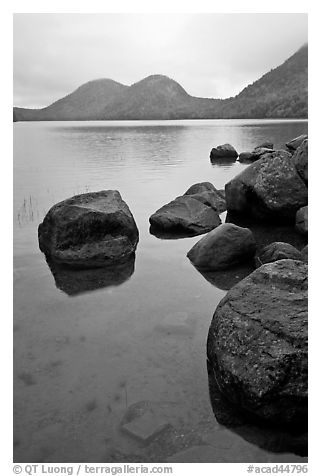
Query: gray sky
xmin=13 ymin=13 xmax=308 ymax=108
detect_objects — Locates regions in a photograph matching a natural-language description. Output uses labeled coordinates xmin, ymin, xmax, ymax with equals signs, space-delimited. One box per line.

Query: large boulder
xmin=293 ymin=139 xmax=308 ymax=185
xmin=38 ymin=190 xmax=139 ymax=268
xmin=210 ymin=143 xmax=238 ymax=161
xmin=184 ymin=182 xmax=226 ymax=213
xmin=187 ymin=223 xmax=256 ymax=270
xmin=256 ymin=242 xmax=302 ymax=267
xmin=207 ymin=259 xmax=308 ymax=424
xmin=295 ymin=206 xmax=308 ymax=235
xmin=149 ymin=195 xmax=221 ymax=236
xmin=286 ymin=134 xmax=308 ymax=153
xmin=225 ymin=150 xmax=308 ymax=221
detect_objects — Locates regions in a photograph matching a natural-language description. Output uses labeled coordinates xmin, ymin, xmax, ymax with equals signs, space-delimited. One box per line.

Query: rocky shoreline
xmin=38 ymin=133 xmax=308 ymax=433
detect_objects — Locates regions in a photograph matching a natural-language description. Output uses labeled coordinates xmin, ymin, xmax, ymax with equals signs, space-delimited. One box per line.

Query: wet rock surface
xmin=256 ymin=242 xmax=302 ymax=267
xmin=301 ymin=245 xmax=308 ymax=262
xmin=210 ymin=143 xmax=238 ymax=161
xmin=293 ymin=139 xmax=308 ymax=185
xmin=184 ymin=183 xmax=226 ymax=213
xmin=187 ymin=223 xmax=256 ymax=271
xmin=238 ymin=147 xmax=274 ymax=163
xmin=38 ymin=190 xmax=139 ymax=268
xmin=207 ymin=259 xmax=308 ymax=425
xmin=295 ymin=206 xmax=308 ymax=235
xmin=286 ymin=134 xmax=308 ymax=153
xmin=149 ymin=195 xmax=221 ymax=237
xmin=225 ymin=150 xmax=308 ymax=221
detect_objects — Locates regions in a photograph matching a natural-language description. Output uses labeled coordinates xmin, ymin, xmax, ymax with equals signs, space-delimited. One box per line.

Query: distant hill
xmin=13 ymin=45 xmax=307 ymax=121
xmin=218 ymin=44 xmax=308 ymax=118
xmin=14 ymin=79 xmax=127 ymax=121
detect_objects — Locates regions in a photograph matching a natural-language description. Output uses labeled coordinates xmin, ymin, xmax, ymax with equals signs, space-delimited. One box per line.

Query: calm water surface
xmin=13 ymin=120 xmax=308 ymax=463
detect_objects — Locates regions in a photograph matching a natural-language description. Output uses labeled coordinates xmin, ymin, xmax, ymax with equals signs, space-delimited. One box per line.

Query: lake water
xmin=13 ymin=119 xmax=308 ymax=463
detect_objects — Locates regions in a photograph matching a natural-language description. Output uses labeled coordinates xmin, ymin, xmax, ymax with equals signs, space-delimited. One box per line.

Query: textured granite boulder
xmin=286 ymin=134 xmax=308 ymax=153
xmin=187 ymin=223 xmax=256 ymax=270
xmin=256 ymin=242 xmax=302 ymax=267
xmin=38 ymin=190 xmax=139 ymax=268
xmin=295 ymin=206 xmax=308 ymax=235
xmin=225 ymin=150 xmax=308 ymax=221
xmin=149 ymin=195 xmax=221 ymax=236
xmin=207 ymin=259 xmax=308 ymax=424
xmin=210 ymin=143 xmax=238 ymax=161
xmin=301 ymin=245 xmax=308 ymax=262
xmin=184 ymin=183 xmax=226 ymax=213
xmin=293 ymin=139 xmax=308 ymax=185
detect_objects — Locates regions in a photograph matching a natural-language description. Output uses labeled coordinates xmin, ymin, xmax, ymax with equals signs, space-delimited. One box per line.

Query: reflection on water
xmin=14 ymin=119 xmax=308 ymax=463
xmin=191 ymin=262 xmax=256 ymax=291
xmin=149 ymin=225 xmax=204 ymax=240
xmin=207 ymin=364 xmax=307 ymax=457
xmin=46 ymin=255 xmax=136 ymax=296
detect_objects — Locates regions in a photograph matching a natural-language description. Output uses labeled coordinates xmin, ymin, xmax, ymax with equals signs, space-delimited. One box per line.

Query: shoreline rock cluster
xmin=38 ymin=132 xmax=308 ymax=430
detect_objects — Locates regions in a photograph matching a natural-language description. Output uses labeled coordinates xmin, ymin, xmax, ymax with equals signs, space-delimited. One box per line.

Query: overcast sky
xmin=13 ymin=13 xmax=308 ymax=108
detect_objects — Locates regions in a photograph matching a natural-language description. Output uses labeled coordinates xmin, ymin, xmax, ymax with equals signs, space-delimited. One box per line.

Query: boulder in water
xmin=225 ymin=150 xmax=308 ymax=221
xmin=207 ymin=259 xmax=308 ymax=425
xmin=38 ymin=190 xmax=139 ymax=268
xmin=187 ymin=223 xmax=256 ymax=270
xmin=149 ymin=195 xmax=221 ymax=236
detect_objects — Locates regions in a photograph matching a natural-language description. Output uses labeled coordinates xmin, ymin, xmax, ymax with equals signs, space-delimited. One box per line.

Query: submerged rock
xmin=210 ymin=143 xmax=238 ymax=161
xmin=256 ymin=242 xmax=302 ymax=267
xmin=187 ymin=223 xmax=256 ymax=271
xmin=293 ymin=139 xmax=308 ymax=185
xmin=286 ymin=134 xmax=308 ymax=153
xmin=207 ymin=259 xmax=308 ymax=425
xmin=149 ymin=195 xmax=221 ymax=236
xmin=295 ymin=206 xmax=308 ymax=235
xmin=121 ymin=401 xmax=172 ymax=445
xmin=225 ymin=150 xmax=308 ymax=221
xmin=38 ymin=190 xmax=139 ymax=268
